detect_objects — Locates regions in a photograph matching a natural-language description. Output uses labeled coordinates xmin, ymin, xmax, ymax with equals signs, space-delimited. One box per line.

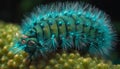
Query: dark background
xmin=0 ymin=0 xmax=119 ymax=22
xmin=0 ymin=0 xmax=120 ymax=64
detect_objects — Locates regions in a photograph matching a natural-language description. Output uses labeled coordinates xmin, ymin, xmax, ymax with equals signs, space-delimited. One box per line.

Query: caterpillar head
xmin=11 ymin=34 xmax=42 ymax=55
xmin=20 ymin=34 xmax=48 ymax=57
xmin=21 ymin=35 xmax=37 ymax=52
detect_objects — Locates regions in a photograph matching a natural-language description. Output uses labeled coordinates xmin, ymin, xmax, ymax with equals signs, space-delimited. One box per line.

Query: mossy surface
xmin=44 ymin=52 xmax=120 ymax=69
xmin=0 ymin=21 xmax=28 ymax=69
xmin=0 ymin=21 xmax=120 ymax=69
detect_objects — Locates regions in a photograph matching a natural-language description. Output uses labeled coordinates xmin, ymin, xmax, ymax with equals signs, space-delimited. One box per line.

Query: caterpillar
xmin=11 ymin=2 xmax=115 ymax=62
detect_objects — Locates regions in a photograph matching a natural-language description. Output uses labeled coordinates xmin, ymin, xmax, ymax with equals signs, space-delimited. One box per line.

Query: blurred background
xmin=0 ymin=0 xmax=119 ymax=22
xmin=0 ymin=0 xmax=120 ymax=64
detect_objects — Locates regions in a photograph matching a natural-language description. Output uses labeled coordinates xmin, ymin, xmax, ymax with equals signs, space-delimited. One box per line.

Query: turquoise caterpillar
xmin=11 ymin=2 xmax=115 ymax=61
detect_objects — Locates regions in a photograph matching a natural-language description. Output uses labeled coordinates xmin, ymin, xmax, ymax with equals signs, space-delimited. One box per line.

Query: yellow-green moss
xmin=0 ymin=21 xmax=27 ymax=69
xmin=0 ymin=21 xmax=120 ymax=69
xmin=44 ymin=52 xmax=110 ymax=69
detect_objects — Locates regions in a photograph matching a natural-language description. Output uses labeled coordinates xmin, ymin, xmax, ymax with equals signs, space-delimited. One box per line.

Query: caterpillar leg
xmin=44 ymin=34 xmax=58 ymax=51
xmin=61 ymin=36 xmax=72 ymax=50
xmin=25 ymin=55 xmax=32 ymax=66
xmin=25 ymin=55 xmax=40 ymax=69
